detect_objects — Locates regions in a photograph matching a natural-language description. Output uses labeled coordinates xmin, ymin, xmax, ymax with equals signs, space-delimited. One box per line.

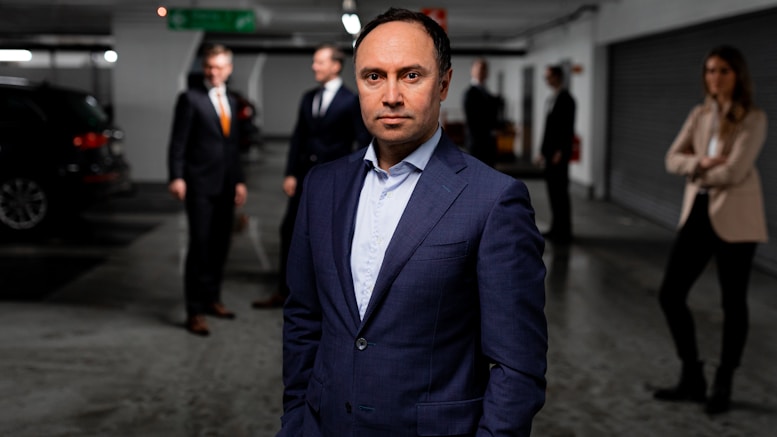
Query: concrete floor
xmin=1 ymin=140 xmax=776 ymax=437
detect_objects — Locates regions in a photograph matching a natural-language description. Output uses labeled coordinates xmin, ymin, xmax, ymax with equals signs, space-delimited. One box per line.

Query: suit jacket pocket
xmin=413 ymin=241 xmax=469 ymax=261
xmin=417 ymin=397 xmax=483 ymax=436
xmin=305 ymin=376 xmax=323 ymax=414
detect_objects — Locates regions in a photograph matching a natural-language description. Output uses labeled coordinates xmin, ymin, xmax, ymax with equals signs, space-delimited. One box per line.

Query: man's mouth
xmin=378 ymin=114 xmax=409 ymax=123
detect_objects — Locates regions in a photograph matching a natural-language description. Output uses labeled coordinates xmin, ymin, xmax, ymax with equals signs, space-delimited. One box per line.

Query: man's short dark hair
xmin=547 ymin=65 xmax=564 ymax=81
xmin=201 ymin=43 xmax=233 ymax=63
xmin=354 ymin=7 xmax=451 ymax=79
xmin=317 ymin=43 xmax=346 ymax=70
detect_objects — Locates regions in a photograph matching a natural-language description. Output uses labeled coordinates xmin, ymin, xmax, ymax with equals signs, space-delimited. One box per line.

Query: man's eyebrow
xmin=357 ymin=64 xmax=429 ymax=76
xmin=357 ymin=66 xmax=386 ymax=76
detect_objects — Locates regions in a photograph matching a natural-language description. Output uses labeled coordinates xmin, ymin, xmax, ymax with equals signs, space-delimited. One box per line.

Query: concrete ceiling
xmin=0 ymin=0 xmax=611 ymax=52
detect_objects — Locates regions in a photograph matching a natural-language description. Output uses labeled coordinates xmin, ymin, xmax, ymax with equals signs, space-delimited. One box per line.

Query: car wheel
xmin=0 ymin=175 xmax=51 ymax=234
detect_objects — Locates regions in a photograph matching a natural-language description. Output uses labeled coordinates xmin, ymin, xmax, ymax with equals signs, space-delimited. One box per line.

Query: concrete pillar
xmin=112 ymin=7 xmax=202 ymax=183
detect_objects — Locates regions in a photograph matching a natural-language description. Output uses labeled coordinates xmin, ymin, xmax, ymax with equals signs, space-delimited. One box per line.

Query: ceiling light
xmin=0 ymin=50 xmax=32 ymax=62
xmin=342 ymin=13 xmax=361 ymax=35
xmin=104 ymin=50 xmax=118 ymax=63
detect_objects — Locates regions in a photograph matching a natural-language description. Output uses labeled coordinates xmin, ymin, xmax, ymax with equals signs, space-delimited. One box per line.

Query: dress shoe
xmin=654 ymin=360 xmax=707 ymax=403
xmin=705 ymin=366 xmax=733 ymax=414
xmin=705 ymin=385 xmax=731 ymax=414
xmin=206 ymin=302 xmax=236 ymax=319
xmin=186 ymin=315 xmax=210 ymax=337
xmin=252 ymin=293 xmax=286 ymax=309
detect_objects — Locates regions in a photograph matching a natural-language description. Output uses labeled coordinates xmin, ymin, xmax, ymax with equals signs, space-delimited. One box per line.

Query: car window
xmin=60 ymin=92 xmax=109 ymax=129
xmin=0 ymin=91 xmax=47 ymax=126
xmin=0 ymin=91 xmax=47 ymax=139
xmin=0 ymin=91 xmax=48 ymax=158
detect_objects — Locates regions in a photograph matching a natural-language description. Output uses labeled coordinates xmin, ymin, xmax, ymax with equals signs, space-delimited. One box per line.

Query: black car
xmin=0 ymin=77 xmax=132 ymax=237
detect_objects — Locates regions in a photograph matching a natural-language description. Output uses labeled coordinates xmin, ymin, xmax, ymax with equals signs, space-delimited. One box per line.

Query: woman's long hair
xmin=702 ymin=45 xmax=754 ymax=138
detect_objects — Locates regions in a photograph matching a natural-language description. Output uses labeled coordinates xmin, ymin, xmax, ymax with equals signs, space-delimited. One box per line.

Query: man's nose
xmin=383 ymin=80 xmax=403 ymax=105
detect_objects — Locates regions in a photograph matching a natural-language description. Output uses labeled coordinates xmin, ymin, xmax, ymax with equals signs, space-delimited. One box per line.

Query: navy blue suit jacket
xmin=285 ymin=84 xmax=371 ymax=179
xmin=280 ymin=133 xmax=547 ymax=436
xmin=168 ymin=84 xmax=245 ymax=196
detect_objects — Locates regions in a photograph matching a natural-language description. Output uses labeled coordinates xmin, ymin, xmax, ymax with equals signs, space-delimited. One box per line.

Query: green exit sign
xmin=168 ymin=8 xmax=256 ymax=33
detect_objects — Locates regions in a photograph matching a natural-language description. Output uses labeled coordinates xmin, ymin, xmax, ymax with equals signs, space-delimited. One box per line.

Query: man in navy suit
xmin=253 ymin=43 xmax=370 ymax=308
xmin=278 ymin=8 xmax=547 ymax=436
xmin=168 ymin=44 xmax=248 ymax=336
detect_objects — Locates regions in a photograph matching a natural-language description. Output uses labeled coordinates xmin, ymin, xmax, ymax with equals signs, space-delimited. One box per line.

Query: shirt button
xmin=355 ymin=337 xmax=368 ymax=351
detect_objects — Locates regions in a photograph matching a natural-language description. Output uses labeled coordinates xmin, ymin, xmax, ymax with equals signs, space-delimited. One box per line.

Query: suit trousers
xmin=279 ymin=189 xmax=302 ymax=296
xmin=658 ymin=192 xmax=756 ymax=369
xmin=184 ymin=191 xmax=235 ymax=316
xmin=544 ymin=161 xmax=571 ymax=237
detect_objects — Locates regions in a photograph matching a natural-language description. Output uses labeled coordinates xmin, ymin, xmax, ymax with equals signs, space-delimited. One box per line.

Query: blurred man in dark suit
xmin=168 ymin=44 xmax=248 ymax=336
xmin=252 ymin=44 xmax=371 ymax=308
xmin=463 ymin=57 xmax=501 ymax=167
xmin=538 ymin=65 xmax=576 ymax=244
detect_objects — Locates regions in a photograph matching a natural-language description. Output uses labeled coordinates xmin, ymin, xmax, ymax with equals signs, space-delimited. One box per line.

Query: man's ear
xmin=439 ymin=68 xmax=453 ymax=101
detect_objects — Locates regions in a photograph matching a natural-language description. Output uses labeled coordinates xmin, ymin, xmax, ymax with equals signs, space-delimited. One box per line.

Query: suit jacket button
xmin=355 ymin=337 xmax=368 ymax=351
xmin=309 ymin=154 xmax=318 ymax=162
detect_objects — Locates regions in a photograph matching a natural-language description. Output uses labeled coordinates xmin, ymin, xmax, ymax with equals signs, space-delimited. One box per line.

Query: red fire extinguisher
xmin=571 ymin=134 xmax=581 ymax=162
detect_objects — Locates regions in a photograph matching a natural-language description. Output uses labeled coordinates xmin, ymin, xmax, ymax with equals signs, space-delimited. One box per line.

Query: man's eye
xmin=368 ymin=73 xmax=380 ymax=81
xmin=407 ymin=72 xmax=419 ymax=79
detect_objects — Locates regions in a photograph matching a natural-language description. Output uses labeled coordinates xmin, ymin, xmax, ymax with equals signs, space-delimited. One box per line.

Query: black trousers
xmin=544 ymin=161 xmax=571 ymax=238
xmin=184 ymin=191 xmax=235 ymax=317
xmin=279 ymin=190 xmax=301 ymax=297
xmin=658 ymin=193 xmax=756 ymax=369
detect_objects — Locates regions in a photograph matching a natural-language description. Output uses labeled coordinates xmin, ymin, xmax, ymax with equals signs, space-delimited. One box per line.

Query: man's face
xmin=471 ymin=61 xmax=487 ymax=83
xmin=544 ymin=69 xmax=561 ymax=89
xmin=203 ymin=53 xmax=233 ymax=88
xmin=312 ymin=48 xmax=341 ymax=84
xmin=355 ymin=21 xmax=451 ymax=151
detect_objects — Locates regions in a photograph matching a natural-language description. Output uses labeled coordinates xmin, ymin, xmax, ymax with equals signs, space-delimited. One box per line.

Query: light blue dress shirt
xmin=350 ymin=127 xmax=442 ymax=319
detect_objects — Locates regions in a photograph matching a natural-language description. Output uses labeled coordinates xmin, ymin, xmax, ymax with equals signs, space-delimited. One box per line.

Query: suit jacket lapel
xmin=698 ymin=107 xmax=714 ymax=157
xmin=199 ymin=86 xmax=229 ymax=135
xmin=320 ymin=87 xmax=344 ymax=121
xmin=333 ymin=151 xmax=371 ymax=329
xmin=196 ymin=87 xmax=220 ymax=130
xmin=358 ymin=136 xmax=468 ymax=328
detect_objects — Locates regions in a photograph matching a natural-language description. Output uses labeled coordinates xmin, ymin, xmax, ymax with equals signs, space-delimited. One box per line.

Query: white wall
xmin=112 ymin=8 xmax=202 ymax=183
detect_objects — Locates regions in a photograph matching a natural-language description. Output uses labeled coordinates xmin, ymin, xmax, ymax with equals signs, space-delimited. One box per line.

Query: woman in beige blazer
xmin=653 ymin=45 xmax=768 ymax=415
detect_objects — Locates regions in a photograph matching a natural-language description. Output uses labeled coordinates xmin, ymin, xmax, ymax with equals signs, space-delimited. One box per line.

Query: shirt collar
xmin=322 ymin=77 xmax=343 ymax=93
xmin=204 ymin=81 xmax=227 ymax=95
xmin=363 ymin=125 xmax=441 ymax=172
